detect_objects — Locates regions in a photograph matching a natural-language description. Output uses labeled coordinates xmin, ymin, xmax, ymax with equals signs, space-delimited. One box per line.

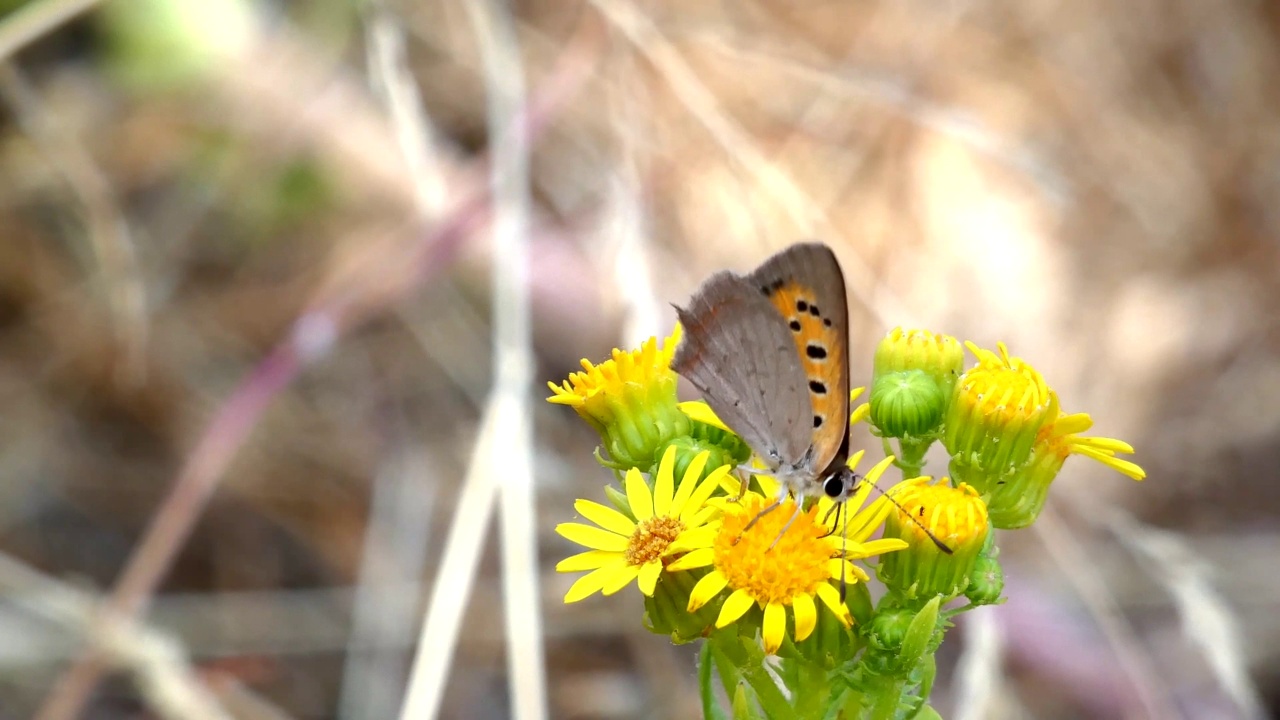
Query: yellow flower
xmin=944 ymin=341 xmax=1053 ymax=480
xmin=668 ymin=455 xmax=907 ymax=655
xmin=547 ymin=325 xmax=689 ymax=469
xmin=987 ymin=394 xmax=1145 ymax=528
xmin=945 ymin=341 xmax=1145 ymax=528
xmin=879 ymin=478 xmax=991 ymax=598
xmin=556 ymin=446 xmax=728 ymax=601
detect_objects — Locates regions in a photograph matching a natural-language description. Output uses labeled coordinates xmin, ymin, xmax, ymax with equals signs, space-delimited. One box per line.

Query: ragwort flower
xmin=668 ymin=455 xmax=908 ymax=655
xmin=547 ymin=325 xmax=689 ymax=470
xmin=556 ymin=446 xmax=727 ymax=601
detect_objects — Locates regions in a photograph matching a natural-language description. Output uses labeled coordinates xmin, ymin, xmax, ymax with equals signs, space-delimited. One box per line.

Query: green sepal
xmin=603 ymin=484 xmax=634 ymax=520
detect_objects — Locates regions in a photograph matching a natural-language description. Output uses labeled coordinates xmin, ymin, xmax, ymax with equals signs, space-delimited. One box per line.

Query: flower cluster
xmin=549 ymin=325 xmax=1144 ymax=717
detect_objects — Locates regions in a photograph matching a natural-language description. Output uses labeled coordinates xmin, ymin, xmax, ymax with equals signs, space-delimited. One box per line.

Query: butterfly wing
xmin=748 ymin=243 xmax=850 ymax=476
xmin=672 ymin=271 xmax=813 ymax=470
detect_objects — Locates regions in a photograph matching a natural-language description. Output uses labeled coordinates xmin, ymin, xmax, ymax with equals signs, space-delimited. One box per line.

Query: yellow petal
xmin=815 ymin=583 xmax=853 ymax=627
xmin=556 ymin=523 xmax=630 ymax=552
xmin=686 ymin=505 xmax=721 ymax=529
xmin=555 ymin=549 xmax=619 ymax=573
xmin=680 ymin=468 xmax=729 ymax=524
xmin=688 ymin=570 xmax=728 ymax=612
xmin=762 ymin=602 xmax=786 ymax=655
xmin=574 ymin=499 xmax=636 ymax=536
xmin=850 ymin=402 xmax=870 ymax=425
xmin=853 ymin=538 xmax=909 ymax=557
xmin=652 ymin=446 xmax=678 ymax=517
xmin=666 ymin=547 xmax=714 ymax=571
xmin=564 ymin=559 xmax=628 ymax=603
xmin=666 ymin=526 xmax=717 ymax=554
xmin=1075 ymin=446 xmax=1146 ymax=480
xmin=600 ymin=563 xmax=641 ymax=596
xmin=715 ymin=588 xmax=756 ymax=628
xmin=678 ymin=401 xmax=731 ymax=432
xmin=792 ymin=593 xmax=817 ymax=642
xmin=637 ymin=561 xmax=663 ymax=596
xmin=670 ymin=450 xmax=711 ymax=515
xmin=1075 ymin=435 xmax=1132 ymax=454
xmin=625 ymin=467 xmax=654 ymax=521
xmin=828 ymin=558 xmax=857 ymax=582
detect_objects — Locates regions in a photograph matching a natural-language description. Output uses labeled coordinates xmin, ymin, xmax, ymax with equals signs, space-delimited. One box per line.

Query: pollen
xmin=625 ymin=516 xmax=685 ymax=566
xmin=713 ymin=496 xmax=833 ymax=606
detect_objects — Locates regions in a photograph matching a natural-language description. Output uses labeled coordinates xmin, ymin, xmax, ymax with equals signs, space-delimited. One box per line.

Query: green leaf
xmin=732 ymin=683 xmax=756 ymax=720
xmin=900 ymin=595 xmax=941 ymax=666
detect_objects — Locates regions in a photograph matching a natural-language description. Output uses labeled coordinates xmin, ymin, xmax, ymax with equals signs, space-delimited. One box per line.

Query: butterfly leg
xmin=731 ymin=464 xmax=757 ymax=503
xmin=818 ymin=501 xmax=842 ymax=538
xmin=767 ymin=491 xmax=805 ymax=551
xmin=732 ymin=484 xmax=788 ymax=544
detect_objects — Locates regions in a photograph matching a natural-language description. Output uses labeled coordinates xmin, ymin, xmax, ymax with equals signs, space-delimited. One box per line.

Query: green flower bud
xmin=869 ymin=329 xmax=962 ymax=440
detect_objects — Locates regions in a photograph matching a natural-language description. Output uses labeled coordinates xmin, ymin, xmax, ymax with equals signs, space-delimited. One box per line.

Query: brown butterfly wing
xmin=672 ymin=270 xmax=813 ymax=471
xmin=748 ymin=243 xmax=850 ymax=476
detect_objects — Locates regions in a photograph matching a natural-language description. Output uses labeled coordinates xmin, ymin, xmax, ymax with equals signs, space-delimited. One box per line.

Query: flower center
xmin=625 ymin=516 xmax=685 ymax=566
xmin=712 ymin=496 xmax=833 ymax=605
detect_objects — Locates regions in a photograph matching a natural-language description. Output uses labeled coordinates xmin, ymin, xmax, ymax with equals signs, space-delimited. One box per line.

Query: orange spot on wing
xmin=764 ymin=282 xmax=847 ymax=467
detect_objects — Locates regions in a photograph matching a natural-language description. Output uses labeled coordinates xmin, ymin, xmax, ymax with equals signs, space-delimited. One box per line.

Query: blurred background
xmin=0 ymin=0 xmax=1276 ymax=718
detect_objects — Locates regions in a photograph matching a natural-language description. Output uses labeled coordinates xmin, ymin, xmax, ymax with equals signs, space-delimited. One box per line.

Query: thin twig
xmin=0 ymin=552 xmax=233 ymax=720
xmin=33 ymin=200 xmax=490 ymax=720
xmin=395 ymin=11 xmax=602 ymax=719
xmin=465 ymin=0 xmax=546 ymax=717
xmin=366 ymin=3 xmax=453 ymax=217
xmin=1100 ymin=507 xmax=1267 ymax=720
xmin=1033 ymin=507 xmax=1180 ymax=719
xmin=398 ymin=0 xmax=547 ymax=717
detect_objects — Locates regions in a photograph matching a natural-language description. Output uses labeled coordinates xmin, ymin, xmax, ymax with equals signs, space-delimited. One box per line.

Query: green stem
xmin=790 ymin=657 xmax=829 ymax=719
xmin=709 ymin=632 xmax=792 ymax=718
xmin=699 ymin=641 xmax=728 ymax=720
xmin=868 ymin=677 xmax=908 ymax=720
xmin=895 ymin=437 xmax=933 ymax=480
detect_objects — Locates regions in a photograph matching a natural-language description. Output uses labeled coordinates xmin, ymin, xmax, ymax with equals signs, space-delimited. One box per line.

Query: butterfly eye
xmin=823 ymin=475 xmax=846 ymax=498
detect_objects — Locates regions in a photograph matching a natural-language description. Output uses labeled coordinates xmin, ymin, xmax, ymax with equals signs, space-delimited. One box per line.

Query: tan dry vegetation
xmin=0 ymin=0 xmax=1275 ymax=718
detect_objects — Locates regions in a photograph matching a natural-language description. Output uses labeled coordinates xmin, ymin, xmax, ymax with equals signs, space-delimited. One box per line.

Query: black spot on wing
xmin=809 ymin=380 xmax=827 ymax=394
xmin=806 ymin=344 xmax=828 ymax=360
xmin=813 ymin=415 xmax=824 ymax=428
xmin=788 ymin=319 xmax=801 ymax=332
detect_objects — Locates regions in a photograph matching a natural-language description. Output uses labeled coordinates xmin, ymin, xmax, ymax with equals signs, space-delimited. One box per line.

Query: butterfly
xmin=672 ymin=242 xmax=953 ymax=557
xmin=672 ymin=242 xmax=859 ymax=509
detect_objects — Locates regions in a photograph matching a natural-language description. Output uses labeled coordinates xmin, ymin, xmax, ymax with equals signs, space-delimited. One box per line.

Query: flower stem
xmin=698 ymin=642 xmax=729 ymax=720
xmin=709 ymin=632 xmax=792 ymax=718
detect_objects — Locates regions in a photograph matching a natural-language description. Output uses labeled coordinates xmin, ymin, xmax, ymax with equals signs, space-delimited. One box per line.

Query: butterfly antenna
xmin=838 ymin=499 xmax=849 ymax=601
xmin=872 ymin=483 xmax=953 ymax=554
